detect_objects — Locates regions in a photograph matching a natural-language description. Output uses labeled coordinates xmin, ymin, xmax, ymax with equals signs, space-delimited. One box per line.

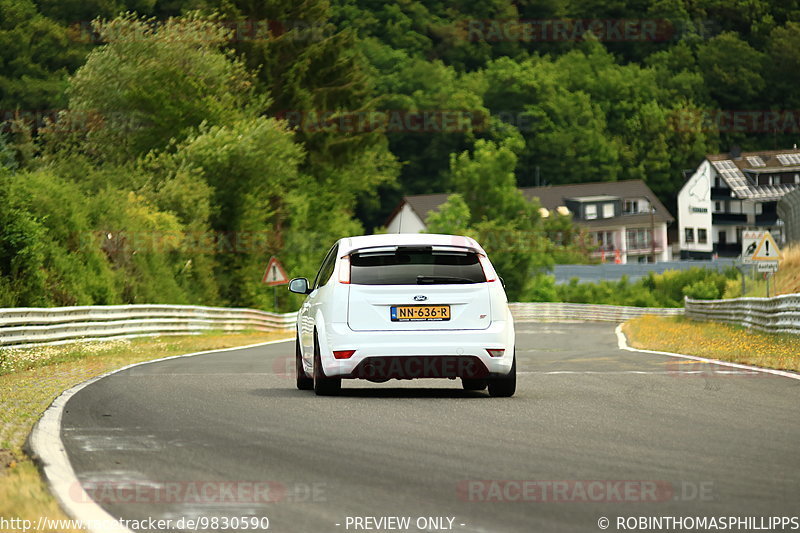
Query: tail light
xmin=486 ymin=349 xmax=505 ymax=358
xmin=339 ymin=255 xmax=351 ymax=284
xmin=333 ymin=350 xmax=356 ymax=360
xmin=478 ymin=254 xmax=497 ymax=282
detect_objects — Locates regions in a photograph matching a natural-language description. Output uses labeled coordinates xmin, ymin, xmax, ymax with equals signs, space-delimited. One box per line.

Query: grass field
xmin=0 ymin=331 xmax=292 ymax=532
xmin=623 ymin=315 xmax=800 ymax=373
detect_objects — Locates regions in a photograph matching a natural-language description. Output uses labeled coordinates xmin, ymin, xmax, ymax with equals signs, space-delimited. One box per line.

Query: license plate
xmin=391 ymin=305 xmax=451 ymax=322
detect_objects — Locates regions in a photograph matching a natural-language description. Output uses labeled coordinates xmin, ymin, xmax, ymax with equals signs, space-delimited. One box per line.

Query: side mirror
xmin=288 ymin=278 xmax=310 ymax=294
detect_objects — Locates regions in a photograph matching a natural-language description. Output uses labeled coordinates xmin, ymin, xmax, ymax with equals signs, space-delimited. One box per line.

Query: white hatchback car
xmin=289 ymin=233 xmax=516 ymax=396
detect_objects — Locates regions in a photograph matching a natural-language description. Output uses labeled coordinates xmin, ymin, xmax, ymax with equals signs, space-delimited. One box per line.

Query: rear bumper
xmin=350 ymin=356 xmax=489 ymax=380
xmin=319 ymin=320 xmax=515 ymax=379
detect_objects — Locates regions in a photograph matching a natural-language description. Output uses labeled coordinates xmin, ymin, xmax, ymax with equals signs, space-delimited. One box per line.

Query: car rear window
xmin=350 ymin=249 xmax=486 ymax=285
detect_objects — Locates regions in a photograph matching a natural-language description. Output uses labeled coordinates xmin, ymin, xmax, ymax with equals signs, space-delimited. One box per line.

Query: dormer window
xmin=624 ymin=200 xmax=639 ymax=214
xmin=602 ymin=203 xmax=614 ymax=218
xmin=585 ymin=205 xmax=597 ymax=220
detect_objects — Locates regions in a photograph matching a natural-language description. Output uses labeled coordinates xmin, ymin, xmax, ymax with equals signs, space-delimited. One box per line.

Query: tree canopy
xmin=1 ymin=0 xmax=798 ymax=307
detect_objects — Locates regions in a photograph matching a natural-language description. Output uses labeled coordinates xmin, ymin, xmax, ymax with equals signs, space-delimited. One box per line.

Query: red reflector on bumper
xmin=333 ymin=350 xmax=356 ymax=360
xmin=486 ymin=349 xmax=505 ymax=358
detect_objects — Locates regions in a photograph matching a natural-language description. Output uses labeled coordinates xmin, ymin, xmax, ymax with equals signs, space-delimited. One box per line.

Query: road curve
xmin=60 ymin=323 xmax=800 ymax=533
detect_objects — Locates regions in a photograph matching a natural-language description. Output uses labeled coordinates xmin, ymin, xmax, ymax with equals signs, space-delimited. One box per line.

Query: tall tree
xmin=0 ymin=0 xmax=86 ymax=111
xmin=57 ymin=14 xmax=259 ymax=163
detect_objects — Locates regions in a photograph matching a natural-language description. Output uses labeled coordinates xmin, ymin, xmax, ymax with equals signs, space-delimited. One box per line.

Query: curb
xmin=27 ymin=337 xmax=293 ymax=533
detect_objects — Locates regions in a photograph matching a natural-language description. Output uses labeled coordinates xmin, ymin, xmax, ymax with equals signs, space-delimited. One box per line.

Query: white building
xmin=386 ymin=180 xmax=673 ymax=263
xmin=678 ymin=149 xmax=800 ymax=259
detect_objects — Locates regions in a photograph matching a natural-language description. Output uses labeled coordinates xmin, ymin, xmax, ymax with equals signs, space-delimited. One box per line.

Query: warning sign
xmin=750 ymin=232 xmax=782 ymax=261
xmin=262 ymin=256 xmax=289 ymax=286
xmin=741 ymin=231 xmax=761 ymax=263
xmin=742 ymin=231 xmax=782 ymax=264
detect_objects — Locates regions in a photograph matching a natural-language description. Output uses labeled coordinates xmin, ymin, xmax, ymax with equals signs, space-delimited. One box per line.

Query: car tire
xmin=313 ymin=334 xmax=341 ymax=396
xmin=296 ymin=336 xmax=313 ymax=390
xmin=487 ymin=353 xmax=516 ymax=398
xmin=462 ymin=378 xmax=487 ymax=391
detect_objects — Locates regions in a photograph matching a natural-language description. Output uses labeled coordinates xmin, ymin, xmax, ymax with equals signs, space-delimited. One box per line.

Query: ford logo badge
xmin=413 ymin=295 xmax=427 ymax=302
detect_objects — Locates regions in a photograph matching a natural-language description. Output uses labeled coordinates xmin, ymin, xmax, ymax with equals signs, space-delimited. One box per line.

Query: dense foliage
xmin=1 ymin=0 xmax=798 ymax=308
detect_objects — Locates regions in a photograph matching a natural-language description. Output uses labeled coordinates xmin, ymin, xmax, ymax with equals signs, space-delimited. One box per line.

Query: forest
xmin=1 ymin=0 xmax=798 ymax=308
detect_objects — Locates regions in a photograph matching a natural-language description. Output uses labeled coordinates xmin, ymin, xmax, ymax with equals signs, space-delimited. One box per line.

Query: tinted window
xmin=313 ymin=244 xmax=338 ymax=289
xmin=350 ymin=250 xmax=486 ymax=285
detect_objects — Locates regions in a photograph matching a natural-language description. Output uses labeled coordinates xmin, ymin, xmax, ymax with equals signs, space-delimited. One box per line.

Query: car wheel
xmin=296 ymin=336 xmax=313 ymax=390
xmin=313 ymin=334 xmax=341 ymax=396
xmin=462 ymin=378 xmax=487 ymax=391
xmin=487 ymin=353 xmax=516 ymax=398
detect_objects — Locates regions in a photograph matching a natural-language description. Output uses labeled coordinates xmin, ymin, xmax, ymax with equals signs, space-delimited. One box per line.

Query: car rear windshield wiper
xmin=416 ymin=275 xmax=479 ymax=284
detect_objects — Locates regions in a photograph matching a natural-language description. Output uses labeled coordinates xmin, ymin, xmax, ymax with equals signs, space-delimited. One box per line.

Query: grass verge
xmin=0 ymin=331 xmax=291 ymax=531
xmin=623 ymin=315 xmax=800 ymax=373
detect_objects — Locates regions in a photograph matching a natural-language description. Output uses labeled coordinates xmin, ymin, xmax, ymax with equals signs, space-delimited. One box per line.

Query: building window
xmin=698 ymin=229 xmax=708 ymax=244
xmin=627 ymin=228 xmax=652 ymax=250
xmin=585 ymin=204 xmax=597 ymax=220
xmin=624 ymin=200 xmax=639 ymax=214
xmin=591 ymin=231 xmax=614 ymax=252
xmin=592 ymin=231 xmax=615 ymax=250
xmin=685 ymin=228 xmax=695 ymax=243
xmin=714 ymin=201 xmax=722 ymax=213
xmin=602 ymin=203 xmax=614 ymax=218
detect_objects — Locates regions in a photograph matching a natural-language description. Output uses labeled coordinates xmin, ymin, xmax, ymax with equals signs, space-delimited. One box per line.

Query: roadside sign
xmin=741 ymin=231 xmax=762 ymax=264
xmin=741 ymin=231 xmax=782 ymax=264
xmin=262 ymin=256 xmax=289 ymax=286
xmin=750 ymin=231 xmax=782 ymax=261
xmin=756 ymin=261 xmax=779 ymax=273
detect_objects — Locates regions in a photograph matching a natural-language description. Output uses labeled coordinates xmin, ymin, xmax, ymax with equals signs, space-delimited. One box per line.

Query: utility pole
xmin=647 ymin=197 xmax=656 ymax=263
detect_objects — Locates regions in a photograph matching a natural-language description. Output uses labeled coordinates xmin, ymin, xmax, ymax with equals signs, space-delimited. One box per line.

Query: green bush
xmin=682 ymin=279 xmax=722 ymax=300
xmin=523 ymin=267 xmax=738 ymax=307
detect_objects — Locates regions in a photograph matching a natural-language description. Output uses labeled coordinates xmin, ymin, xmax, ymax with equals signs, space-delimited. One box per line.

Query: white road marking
xmin=518 ymin=370 xmax=758 ymax=375
xmin=70 ymin=434 xmax=163 ymax=452
xmin=28 ymin=337 xmax=292 ymax=533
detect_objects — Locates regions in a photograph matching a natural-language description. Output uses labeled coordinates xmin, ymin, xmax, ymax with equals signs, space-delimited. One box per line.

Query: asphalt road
xmin=60 ymin=323 xmax=800 ymax=533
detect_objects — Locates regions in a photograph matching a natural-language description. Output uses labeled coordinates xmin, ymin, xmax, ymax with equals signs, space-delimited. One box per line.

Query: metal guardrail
xmin=0 ymin=302 xmax=688 ymax=349
xmin=509 ymin=302 xmax=683 ymax=322
xmin=0 ymin=305 xmax=297 ymax=349
xmin=685 ymin=295 xmax=800 ymax=335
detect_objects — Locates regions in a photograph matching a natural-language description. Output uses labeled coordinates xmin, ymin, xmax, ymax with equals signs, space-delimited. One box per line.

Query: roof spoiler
xmin=344 ymin=244 xmax=480 ymax=257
